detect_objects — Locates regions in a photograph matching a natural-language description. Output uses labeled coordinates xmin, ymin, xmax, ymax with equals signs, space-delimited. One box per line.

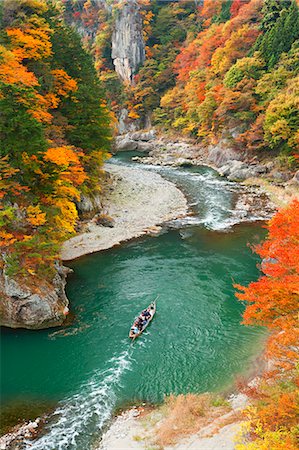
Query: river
xmin=0 ymin=154 xmax=266 ymax=449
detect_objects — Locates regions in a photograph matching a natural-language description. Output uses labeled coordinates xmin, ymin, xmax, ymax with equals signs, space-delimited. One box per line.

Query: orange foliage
xmin=26 ymin=205 xmax=46 ymax=227
xmin=0 ymin=46 xmax=38 ymax=87
xmin=174 ymin=24 xmax=224 ymax=82
xmin=44 ymin=146 xmax=87 ymax=186
xmin=199 ymin=0 xmax=222 ymax=20
xmin=44 ymin=146 xmax=82 ymax=166
xmin=7 ymin=25 xmax=52 ymax=61
xmin=0 ymin=230 xmax=17 ymax=248
xmin=211 ymin=25 xmax=260 ymax=75
xmin=235 ymin=201 xmax=299 ymax=449
xmin=230 ymin=0 xmax=251 ymax=18
xmin=236 ymin=200 xmax=299 ymax=369
xmin=51 ymin=69 xmax=78 ymax=97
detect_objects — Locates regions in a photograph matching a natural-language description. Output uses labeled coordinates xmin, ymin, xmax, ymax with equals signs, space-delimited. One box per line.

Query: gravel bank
xmin=98 ymin=394 xmax=248 ymax=450
xmin=61 ymin=164 xmax=187 ymax=261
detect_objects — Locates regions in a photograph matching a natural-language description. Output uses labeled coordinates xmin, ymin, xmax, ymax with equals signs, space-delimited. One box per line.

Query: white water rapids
xmin=27 ymin=349 xmax=133 ymax=450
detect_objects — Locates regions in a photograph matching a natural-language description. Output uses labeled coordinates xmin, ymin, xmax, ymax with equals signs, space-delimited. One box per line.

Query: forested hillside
xmin=157 ymin=0 xmax=299 ymax=160
xmin=69 ymin=0 xmax=299 ymax=163
xmin=0 ymin=0 xmax=111 ymax=281
xmin=0 ymin=1 xmax=298 ymax=449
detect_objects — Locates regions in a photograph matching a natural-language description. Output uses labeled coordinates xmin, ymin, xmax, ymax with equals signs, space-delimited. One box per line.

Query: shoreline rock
xmin=114 ymin=131 xmax=298 ymax=209
xmin=97 ymin=392 xmax=248 ymax=450
xmin=0 ymin=263 xmax=71 ymax=330
xmin=115 ymin=130 xmax=297 ymax=182
xmin=0 ymin=418 xmax=42 ymax=450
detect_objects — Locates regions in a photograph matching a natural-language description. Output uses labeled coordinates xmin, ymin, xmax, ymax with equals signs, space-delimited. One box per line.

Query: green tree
xmin=49 ymin=21 xmax=111 ymax=152
xmin=255 ymin=1 xmax=299 ymax=68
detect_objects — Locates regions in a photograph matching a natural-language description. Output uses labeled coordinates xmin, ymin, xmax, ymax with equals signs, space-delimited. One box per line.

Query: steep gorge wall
xmin=111 ymin=0 xmax=145 ymax=84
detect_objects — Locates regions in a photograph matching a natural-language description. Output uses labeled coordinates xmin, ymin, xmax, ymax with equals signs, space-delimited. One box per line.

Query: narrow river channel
xmin=1 ymin=154 xmax=266 ymax=449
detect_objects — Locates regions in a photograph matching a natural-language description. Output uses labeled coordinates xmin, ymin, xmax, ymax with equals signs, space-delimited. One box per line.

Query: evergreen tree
xmin=255 ymin=1 xmax=299 ymax=68
xmin=50 ymin=21 xmax=111 ymax=152
xmin=261 ymin=0 xmax=292 ymax=31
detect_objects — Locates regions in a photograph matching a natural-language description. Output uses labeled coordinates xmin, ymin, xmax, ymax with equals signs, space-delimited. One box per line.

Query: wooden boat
xmin=129 ymin=300 xmax=156 ymax=340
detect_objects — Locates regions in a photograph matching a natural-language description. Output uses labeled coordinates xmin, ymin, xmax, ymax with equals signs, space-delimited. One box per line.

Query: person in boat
xmin=141 ymin=309 xmax=151 ymax=322
xmin=131 ymin=325 xmax=139 ymax=334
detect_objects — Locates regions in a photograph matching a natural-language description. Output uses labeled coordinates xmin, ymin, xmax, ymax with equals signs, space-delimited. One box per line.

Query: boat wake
xmin=27 ymin=349 xmax=132 ymax=450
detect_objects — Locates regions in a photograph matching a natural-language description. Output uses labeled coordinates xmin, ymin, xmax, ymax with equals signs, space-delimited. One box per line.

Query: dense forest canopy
xmin=0 ymin=1 xmax=298 ymax=448
xmin=69 ymin=0 xmax=299 ymax=161
xmin=0 ymin=0 xmax=111 ymax=280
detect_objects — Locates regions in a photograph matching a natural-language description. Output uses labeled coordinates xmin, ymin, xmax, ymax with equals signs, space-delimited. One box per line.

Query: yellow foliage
xmin=54 ymin=198 xmax=78 ymax=234
xmin=17 ymin=0 xmax=48 ymax=13
xmin=235 ymin=421 xmax=299 ymax=450
xmin=26 ymin=205 xmax=46 ymax=226
xmin=54 ymin=183 xmax=81 ymax=202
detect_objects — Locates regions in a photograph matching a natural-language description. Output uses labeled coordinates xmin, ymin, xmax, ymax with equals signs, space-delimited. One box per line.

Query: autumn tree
xmin=235 ymin=200 xmax=299 ymax=450
xmin=0 ymin=0 xmax=111 ymax=280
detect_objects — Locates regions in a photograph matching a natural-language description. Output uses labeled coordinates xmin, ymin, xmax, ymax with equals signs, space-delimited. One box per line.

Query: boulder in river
xmin=218 ymin=160 xmax=270 ymax=181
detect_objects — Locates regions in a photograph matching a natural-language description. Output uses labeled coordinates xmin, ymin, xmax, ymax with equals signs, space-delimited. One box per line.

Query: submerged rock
xmin=0 ymin=263 xmax=71 ymax=330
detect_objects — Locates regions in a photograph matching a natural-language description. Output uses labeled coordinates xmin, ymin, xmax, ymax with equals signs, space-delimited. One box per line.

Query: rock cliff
xmin=0 ymin=263 xmax=70 ymax=330
xmin=111 ymin=0 xmax=145 ymax=83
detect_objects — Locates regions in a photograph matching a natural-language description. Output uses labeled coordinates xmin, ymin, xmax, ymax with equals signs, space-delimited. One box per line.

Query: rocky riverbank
xmin=61 ymin=163 xmax=188 ymax=261
xmin=0 ymin=263 xmax=70 ymax=330
xmin=0 ymin=162 xmax=187 ymax=330
xmin=115 ymin=130 xmax=299 ymax=208
xmin=97 ymin=393 xmax=248 ymax=450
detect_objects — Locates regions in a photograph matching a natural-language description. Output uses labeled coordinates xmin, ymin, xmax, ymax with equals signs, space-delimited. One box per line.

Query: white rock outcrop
xmin=111 ymin=0 xmax=145 ymax=83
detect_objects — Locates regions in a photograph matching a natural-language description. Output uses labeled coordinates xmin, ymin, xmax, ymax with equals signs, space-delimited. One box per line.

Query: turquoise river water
xmin=0 ymin=155 xmax=267 ymax=449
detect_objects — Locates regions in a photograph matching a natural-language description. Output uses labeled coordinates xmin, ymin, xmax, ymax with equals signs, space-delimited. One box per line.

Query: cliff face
xmin=0 ymin=264 xmax=70 ymax=330
xmin=111 ymin=0 xmax=145 ymax=84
